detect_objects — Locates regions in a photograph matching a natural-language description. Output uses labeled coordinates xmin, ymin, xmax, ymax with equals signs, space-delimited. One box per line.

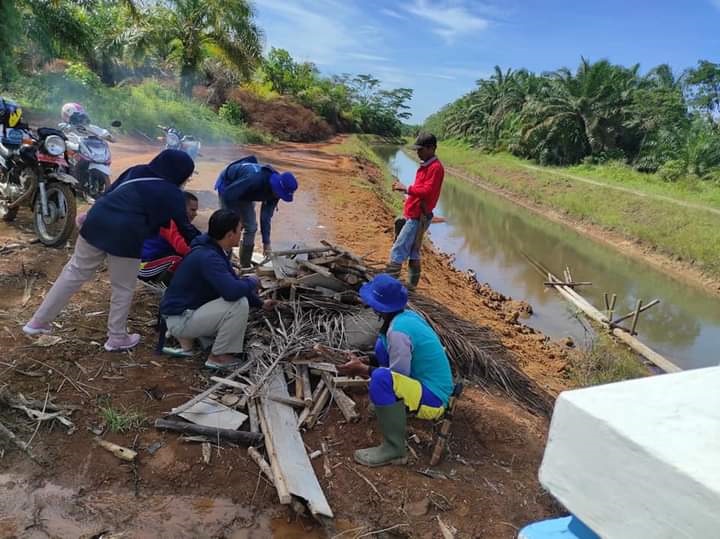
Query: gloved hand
xmin=76 ymin=211 xmax=88 ymax=228
xmin=263 ymin=243 xmax=272 ymax=256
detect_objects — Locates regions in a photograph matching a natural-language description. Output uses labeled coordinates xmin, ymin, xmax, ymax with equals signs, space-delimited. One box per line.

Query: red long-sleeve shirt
xmin=403 ymin=157 xmax=444 ymax=219
xmin=159 ymin=220 xmax=191 ymax=256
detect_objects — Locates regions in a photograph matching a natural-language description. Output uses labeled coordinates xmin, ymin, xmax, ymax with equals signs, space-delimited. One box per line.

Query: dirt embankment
xmin=0 ymin=137 xmax=568 ymax=538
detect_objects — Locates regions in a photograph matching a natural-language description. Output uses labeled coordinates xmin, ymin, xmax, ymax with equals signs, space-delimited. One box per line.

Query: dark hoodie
xmin=160 ymin=234 xmax=262 ymax=316
xmin=80 ymin=149 xmax=199 ymax=258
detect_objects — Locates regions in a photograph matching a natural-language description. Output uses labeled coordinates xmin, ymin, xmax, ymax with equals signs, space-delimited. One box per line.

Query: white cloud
xmin=346 ymin=52 xmax=390 ymax=62
xmin=404 ymin=0 xmax=491 ymax=42
xmin=381 ymin=8 xmax=406 ymax=20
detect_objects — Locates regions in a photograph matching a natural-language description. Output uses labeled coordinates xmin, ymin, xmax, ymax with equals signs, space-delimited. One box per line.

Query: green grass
xmin=100 ymin=405 xmax=146 ymax=433
xmin=4 ymin=71 xmax=270 ymax=144
xmin=434 ymin=140 xmax=720 ymax=280
xmin=568 ymin=333 xmax=649 ymax=387
xmin=328 ymin=134 xmax=404 ymax=213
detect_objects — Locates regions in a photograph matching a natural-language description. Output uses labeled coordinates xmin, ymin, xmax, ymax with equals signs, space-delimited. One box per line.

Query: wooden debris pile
xmin=154 ymin=242 xmax=554 ymax=520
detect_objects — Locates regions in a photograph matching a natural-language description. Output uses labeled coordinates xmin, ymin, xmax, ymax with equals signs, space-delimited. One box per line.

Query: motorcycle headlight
xmin=81 ymin=139 xmax=110 ymax=162
xmin=166 ymin=132 xmax=181 ymax=148
xmin=44 ymin=135 xmax=66 ymax=156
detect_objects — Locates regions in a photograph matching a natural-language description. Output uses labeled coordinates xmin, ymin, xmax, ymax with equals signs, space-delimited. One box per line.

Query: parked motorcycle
xmin=158 ymin=125 xmax=200 ymax=161
xmin=0 ymin=126 xmax=78 ymax=246
xmin=61 ymin=119 xmax=122 ymax=199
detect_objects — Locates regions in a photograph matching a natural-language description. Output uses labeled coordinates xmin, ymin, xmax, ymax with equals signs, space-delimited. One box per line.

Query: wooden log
xmin=545 ymin=273 xmax=681 ymax=373
xmin=169 ymin=362 xmax=253 ymax=416
xmin=297 ymin=259 xmax=333 ymax=278
xmin=322 ymin=373 xmax=359 ymax=422
xmin=154 ymin=418 xmax=263 ymax=445
xmin=307 ymin=254 xmax=343 ymax=266
xmin=269 ymin=246 xmax=332 ymax=257
xmin=248 ymin=446 xmax=274 ymax=482
xmin=610 ymin=299 xmax=660 ymax=327
xmin=299 ymin=365 xmax=312 ymax=405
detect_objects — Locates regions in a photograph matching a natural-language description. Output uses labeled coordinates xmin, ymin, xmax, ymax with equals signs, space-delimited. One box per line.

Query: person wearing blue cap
xmin=214 ymin=156 xmax=298 ymax=267
xmin=337 ymin=274 xmax=454 ymax=467
xmin=23 ymin=149 xmax=199 ymax=352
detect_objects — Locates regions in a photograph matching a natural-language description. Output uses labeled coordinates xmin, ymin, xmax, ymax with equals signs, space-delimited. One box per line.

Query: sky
xmin=253 ymin=0 xmax=720 ymax=124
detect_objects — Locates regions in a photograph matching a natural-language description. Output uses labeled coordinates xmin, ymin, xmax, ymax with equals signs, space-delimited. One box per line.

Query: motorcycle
xmin=0 ymin=126 xmax=79 ymax=246
xmin=157 ymin=125 xmax=200 ymax=161
xmin=61 ymin=119 xmax=121 ymax=199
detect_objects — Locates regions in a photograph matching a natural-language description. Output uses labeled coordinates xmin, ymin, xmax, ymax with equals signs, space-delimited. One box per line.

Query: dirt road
xmin=0 ymin=137 xmax=567 ymax=538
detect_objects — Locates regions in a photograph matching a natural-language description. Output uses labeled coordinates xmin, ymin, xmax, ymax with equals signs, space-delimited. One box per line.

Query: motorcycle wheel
xmin=88 ymin=169 xmax=109 ymax=199
xmin=33 ymin=183 xmax=77 ymax=247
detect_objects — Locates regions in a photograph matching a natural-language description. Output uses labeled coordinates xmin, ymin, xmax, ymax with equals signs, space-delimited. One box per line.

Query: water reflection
xmin=379 ymin=146 xmax=720 ymax=369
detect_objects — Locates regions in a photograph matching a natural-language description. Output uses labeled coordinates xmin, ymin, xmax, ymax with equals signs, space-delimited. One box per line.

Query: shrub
xmin=657 ymin=159 xmax=686 ymax=182
xmin=218 ymin=101 xmax=246 ymax=125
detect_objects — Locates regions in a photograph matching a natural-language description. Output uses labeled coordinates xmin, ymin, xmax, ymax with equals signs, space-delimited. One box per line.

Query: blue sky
xmin=253 ymin=0 xmax=720 ymax=123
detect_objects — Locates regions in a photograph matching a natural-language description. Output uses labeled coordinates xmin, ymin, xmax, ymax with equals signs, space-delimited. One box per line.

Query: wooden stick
xmin=322 ymin=373 xmax=359 ymax=422
xmin=247 ymin=398 xmax=260 ymax=433
xmin=0 ymin=419 xmax=40 ymax=464
xmin=95 ymin=438 xmax=137 ymax=462
xmin=603 ymin=292 xmax=610 ymax=312
xmin=154 ymin=418 xmax=263 ymax=445
xmin=299 ymin=365 xmax=312 ymax=405
xmin=210 ymin=376 xmax=249 ymax=391
xmin=248 ymin=446 xmax=274 ymax=482
xmin=269 ymin=246 xmax=332 ymax=257
xmin=630 ymin=299 xmax=643 ymax=335
xmin=544 ymin=281 xmax=592 ymax=287
xmin=256 ymin=406 xmax=292 ymax=504
xmin=333 ymin=377 xmax=369 ymax=388
xmin=269 ymin=394 xmax=307 ymax=408
xmin=170 ymin=363 xmax=253 ymax=416
xmin=609 ymin=294 xmax=617 ymax=321
xmin=610 ymin=299 xmax=660 ymax=327
xmin=297 ymin=379 xmax=325 ymax=427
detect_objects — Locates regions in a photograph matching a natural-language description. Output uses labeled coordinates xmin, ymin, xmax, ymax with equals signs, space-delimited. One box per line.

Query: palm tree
xmin=155 ymin=0 xmax=263 ymax=96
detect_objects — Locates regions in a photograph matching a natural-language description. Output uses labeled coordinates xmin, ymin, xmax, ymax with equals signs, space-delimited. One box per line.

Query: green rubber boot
xmin=239 ymin=244 xmax=254 ymax=268
xmin=354 ymin=401 xmax=407 ymax=467
xmin=385 ymin=261 xmax=402 ymax=278
xmin=407 ymin=260 xmax=421 ymax=290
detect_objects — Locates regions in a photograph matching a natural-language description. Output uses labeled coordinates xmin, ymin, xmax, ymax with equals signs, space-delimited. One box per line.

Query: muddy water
xmin=0 ymin=473 xmax=326 ymax=538
xmin=376 ymin=146 xmax=720 ymax=370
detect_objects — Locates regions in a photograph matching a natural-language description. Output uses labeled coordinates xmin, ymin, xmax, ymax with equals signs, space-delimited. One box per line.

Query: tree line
xmin=0 ymin=0 xmax=412 ymax=137
xmin=424 ymin=59 xmax=720 ymax=180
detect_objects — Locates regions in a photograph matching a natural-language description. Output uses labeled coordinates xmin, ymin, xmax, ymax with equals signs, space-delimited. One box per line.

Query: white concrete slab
xmin=540 ymin=367 xmax=720 ymax=539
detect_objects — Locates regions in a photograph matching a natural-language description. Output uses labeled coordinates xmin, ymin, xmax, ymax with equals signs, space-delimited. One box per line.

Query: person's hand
xmin=392 ymin=179 xmax=407 ymax=193
xmin=337 ymin=356 xmax=369 ymax=377
xmin=75 ymin=211 xmax=88 ymax=228
xmin=262 ymin=299 xmax=278 ymax=312
xmin=263 ymin=243 xmax=272 ymax=256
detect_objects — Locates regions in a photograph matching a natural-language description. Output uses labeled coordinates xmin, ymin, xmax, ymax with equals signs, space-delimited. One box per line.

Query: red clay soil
xmin=0 ymin=136 xmax=569 ymax=538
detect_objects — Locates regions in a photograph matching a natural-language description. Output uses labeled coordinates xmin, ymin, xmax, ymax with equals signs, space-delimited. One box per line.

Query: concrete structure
xmin=538 ymin=367 xmax=720 ymax=538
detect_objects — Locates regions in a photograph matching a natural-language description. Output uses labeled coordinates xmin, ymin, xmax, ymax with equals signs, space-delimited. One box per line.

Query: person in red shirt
xmin=387 ymin=133 xmax=444 ymax=289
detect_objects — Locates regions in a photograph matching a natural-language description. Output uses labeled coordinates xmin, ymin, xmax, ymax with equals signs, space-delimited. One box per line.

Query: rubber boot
xmin=385 ymin=261 xmax=402 ymax=279
xmin=354 ymin=401 xmax=407 ymax=467
xmin=239 ymin=244 xmax=254 ymax=268
xmin=407 ymin=260 xmax=421 ymax=291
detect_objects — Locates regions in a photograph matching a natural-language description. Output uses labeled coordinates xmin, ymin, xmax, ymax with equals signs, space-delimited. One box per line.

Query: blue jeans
xmin=390 ymin=218 xmax=422 ymax=263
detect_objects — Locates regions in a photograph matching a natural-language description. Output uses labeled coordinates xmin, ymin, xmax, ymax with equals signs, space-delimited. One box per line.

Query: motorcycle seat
xmin=37 ymin=127 xmax=67 ymax=140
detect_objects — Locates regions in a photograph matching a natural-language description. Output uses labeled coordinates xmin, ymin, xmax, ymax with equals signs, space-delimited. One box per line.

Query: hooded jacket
xmin=80 ymin=150 xmax=199 ymax=258
xmin=160 ymin=234 xmax=262 ymax=316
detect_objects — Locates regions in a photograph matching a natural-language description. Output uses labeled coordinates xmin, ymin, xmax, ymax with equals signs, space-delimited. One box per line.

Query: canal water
xmin=375 ymin=146 xmax=720 ymax=370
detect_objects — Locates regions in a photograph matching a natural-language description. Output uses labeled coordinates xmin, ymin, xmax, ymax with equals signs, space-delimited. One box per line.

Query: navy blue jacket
xmin=215 ymin=158 xmax=279 ymax=245
xmin=160 ymin=234 xmax=262 ymax=316
xmin=80 ymin=150 xmax=198 ymax=258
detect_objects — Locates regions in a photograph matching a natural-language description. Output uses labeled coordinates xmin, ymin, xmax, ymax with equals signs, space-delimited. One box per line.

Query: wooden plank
xmin=298 ymin=380 xmax=325 ymax=426
xmin=297 ymin=259 xmax=333 ymax=278
xmin=210 ymin=376 xmax=249 ymax=391
xmin=269 ymin=394 xmax=307 ymax=408
xmin=333 ymin=377 xmax=369 ymax=388
xmin=247 ymin=398 xmax=260 ymax=433
xmin=269 ymin=246 xmax=332 ymax=257
xmin=259 ymin=369 xmax=333 ymax=518
xmin=154 ymin=418 xmax=263 ymax=445
xmin=304 ymin=387 xmax=331 ymax=429
xmin=294 ymin=272 xmax=348 ymax=292
xmin=248 ymin=446 xmax=275 ymax=482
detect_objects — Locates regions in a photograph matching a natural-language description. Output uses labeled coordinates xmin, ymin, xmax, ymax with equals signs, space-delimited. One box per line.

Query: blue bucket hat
xmin=359 ymin=274 xmax=408 ymax=313
xmin=270 ymin=171 xmax=298 ymax=202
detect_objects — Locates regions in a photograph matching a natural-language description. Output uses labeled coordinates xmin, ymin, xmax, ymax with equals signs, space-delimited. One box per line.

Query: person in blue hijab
xmin=23 ymin=149 xmax=198 ymax=352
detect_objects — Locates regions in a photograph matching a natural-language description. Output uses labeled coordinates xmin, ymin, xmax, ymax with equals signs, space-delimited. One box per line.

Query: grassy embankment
xmin=4 ymin=70 xmax=269 ymax=144
xmin=435 ymin=140 xmax=720 ymax=282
